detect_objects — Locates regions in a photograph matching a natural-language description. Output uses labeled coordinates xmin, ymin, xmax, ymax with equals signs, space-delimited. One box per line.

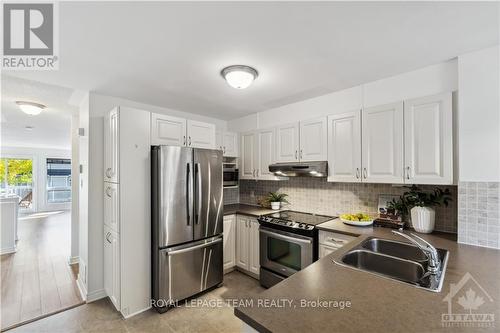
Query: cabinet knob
xmin=356 ymin=168 xmax=360 ymax=179
xmin=406 ymin=166 xmax=411 ymax=180
xmin=363 ymin=168 xmax=367 ymax=179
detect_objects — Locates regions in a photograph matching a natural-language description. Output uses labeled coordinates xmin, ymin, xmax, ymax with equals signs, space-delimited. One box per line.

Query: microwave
xmin=223 ymin=166 xmax=239 ymax=187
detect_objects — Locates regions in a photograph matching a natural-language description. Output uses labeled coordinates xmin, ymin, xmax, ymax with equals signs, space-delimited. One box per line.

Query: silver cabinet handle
xmin=355 ymin=168 xmax=360 ymax=179
xmin=406 ymin=166 xmax=411 ymax=180
xmin=256 ymin=169 xmax=259 ymax=177
xmin=252 ymin=169 xmax=255 ymax=177
xmin=105 ymin=167 xmax=112 ymax=178
xmin=223 ymin=146 xmax=226 ymax=154
xmin=105 ymin=186 xmax=112 ymax=197
xmin=295 ymin=150 xmax=298 ymax=160
xmin=363 ymin=168 xmax=367 ymax=179
xmin=106 ymin=232 xmax=112 ymax=244
xmin=183 ymin=135 xmax=186 ymax=146
xmin=300 ymin=149 xmax=303 ymax=159
xmin=189 ymin=136 xmax=192 ymax=146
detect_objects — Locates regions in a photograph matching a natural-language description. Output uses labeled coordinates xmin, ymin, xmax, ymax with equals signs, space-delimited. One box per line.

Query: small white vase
xmin=270 ymin=202 xmax=281 ymax=210
xmin=410 ymin=206 xmax=435 ymax=233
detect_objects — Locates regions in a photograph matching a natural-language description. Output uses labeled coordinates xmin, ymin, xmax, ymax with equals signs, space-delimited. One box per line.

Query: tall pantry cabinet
xmin=104 ymin=107 xmax=151 ymax=318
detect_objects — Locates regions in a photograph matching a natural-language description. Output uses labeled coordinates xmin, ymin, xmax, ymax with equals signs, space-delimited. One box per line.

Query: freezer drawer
xmin=155 ymin=236 xmax=223 ymax=307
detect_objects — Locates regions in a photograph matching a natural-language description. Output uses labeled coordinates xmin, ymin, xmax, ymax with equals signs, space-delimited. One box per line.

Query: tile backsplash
xmin=457 ymin=182 xmax=500 ymax=249
xmin=238 ymin=178 xmax=458 ymax=233
xmin=223 ymin=187 xmax=240 ymax=205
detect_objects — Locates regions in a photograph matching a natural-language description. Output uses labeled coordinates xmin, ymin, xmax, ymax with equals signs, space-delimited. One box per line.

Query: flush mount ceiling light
xmin=221 ymin=65 xmax=258 ymax=89
xmin=16 ymin=101 xmax=46 ymax=115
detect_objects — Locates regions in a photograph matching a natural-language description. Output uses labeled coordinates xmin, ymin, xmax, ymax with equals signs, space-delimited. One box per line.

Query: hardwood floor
xmin=1 ymin=211 xmax=83 ymax=331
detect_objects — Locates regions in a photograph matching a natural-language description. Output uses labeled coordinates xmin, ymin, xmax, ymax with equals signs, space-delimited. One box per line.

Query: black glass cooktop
xmin=264 ymin=210 xmax=335 ymax=226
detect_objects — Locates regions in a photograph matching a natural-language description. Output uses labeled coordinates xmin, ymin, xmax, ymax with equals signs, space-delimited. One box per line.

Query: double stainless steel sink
xmin=336 ymin=237 xmax=449 ymax=292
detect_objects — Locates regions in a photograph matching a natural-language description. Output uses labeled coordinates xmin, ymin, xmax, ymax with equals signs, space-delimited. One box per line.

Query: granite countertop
xmin=224 ymin=204 xmax=279 ymax=217
xmin=235 ymin=220 xmax=500 ymax=332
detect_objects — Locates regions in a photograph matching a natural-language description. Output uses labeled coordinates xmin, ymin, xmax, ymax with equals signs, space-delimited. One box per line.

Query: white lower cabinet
xmin=223 ymin=215 xmax=236 ymax=271
xmin=235 ymin=215 xmax=260 ymax=277
xmin=318 ymin=230 xmax=356 ymax=259
xmin=104 ymin=226 xmax=120 ymax=309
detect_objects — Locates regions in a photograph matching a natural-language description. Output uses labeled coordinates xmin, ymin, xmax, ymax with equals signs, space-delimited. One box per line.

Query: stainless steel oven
xmin=259 ymin=226 xmax=314 ymax=280
xmin=223 ymin=165 xmax=239 ymax=187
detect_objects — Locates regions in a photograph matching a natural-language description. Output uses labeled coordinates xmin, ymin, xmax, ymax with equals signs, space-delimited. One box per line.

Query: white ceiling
xmin=8 ymin=1 xmax=499 ymax=120
xmin=1 ymin=75 xmax=76 ymax=150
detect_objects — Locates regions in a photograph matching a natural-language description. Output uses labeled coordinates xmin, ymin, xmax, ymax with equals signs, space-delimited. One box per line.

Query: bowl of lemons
xmin=339 ymin=213 xmax=374 ymax=227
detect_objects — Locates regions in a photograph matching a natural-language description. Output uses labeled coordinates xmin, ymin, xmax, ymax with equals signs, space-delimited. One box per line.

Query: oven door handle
xmin=260 ymin=228 xmax=312 ymax=244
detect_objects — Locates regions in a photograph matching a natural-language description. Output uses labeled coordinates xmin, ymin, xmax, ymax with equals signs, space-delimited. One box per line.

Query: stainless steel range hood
xmin=268 ymin=161 xmax=328 ymax=177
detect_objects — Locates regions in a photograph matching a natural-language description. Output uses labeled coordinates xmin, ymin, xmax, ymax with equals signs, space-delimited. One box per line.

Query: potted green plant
xmin=387 ymin=185 xmax=452 ymax=233
xmin=265 ymin=192 xmax=289 ymax=210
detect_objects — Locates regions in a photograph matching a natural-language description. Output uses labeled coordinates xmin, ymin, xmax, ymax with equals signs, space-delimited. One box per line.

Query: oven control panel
xmin=258 ymin=217 xmax=314 ymax=230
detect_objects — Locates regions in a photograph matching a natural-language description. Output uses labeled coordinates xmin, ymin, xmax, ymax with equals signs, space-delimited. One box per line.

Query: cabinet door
xmin=404 ymin=93 xmax=453 ymax=185
xmin=319 ymin=244 xmax=338 ymax=259
xmin=215 ymin=131 xmax=223 ymax=151
xmin=235 ymin=216 xmax=249 ymax=271
xmin=327 ymin=111 xmax=362 ymax=182
xmin=151 ymin=113 xmax=187 ymax=146
xmin=104 ymin=108 xmax=119 ymax=183
xmin=362 ymin=102 xmax=404 ymax=183
xmin=104 ymin=227 xmax=120 ymax=310
xmin=299 ymin=117 xmax=327 ymax=161
xmin=240 ymin=132 xmax=256 ymax=180
xmin=104 ymin=183 xmax=120 ymax=232
xmin=187 ymin=120 xmax=215 ymax=149
xmin=248 ymin=218 xmax=260 ymax=276
xmin=256 ymin=128 xmax=276 ymax=180
xmin=275 ymin=123 xmax=299 ymax=162
xmin=223 ymin=132 xmax=238 ymax=157
xmin=223 ymin=215 xmax=236 ymax=271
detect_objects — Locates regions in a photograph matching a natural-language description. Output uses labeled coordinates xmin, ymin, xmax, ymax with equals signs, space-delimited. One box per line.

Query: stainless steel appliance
xmin=258 ymin=211 xmax=335 ymax=288
xmin=152 ymin=146 xmax=223 ymax=312
xmin=223 ymin=163 xmax=239 ymax=187
xmin=268 ymin=161 xmax=327 ymax=177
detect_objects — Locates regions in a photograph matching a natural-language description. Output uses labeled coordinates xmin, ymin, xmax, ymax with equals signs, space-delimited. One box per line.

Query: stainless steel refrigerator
xmin=151 ymin=146 xmax=223 ymax=312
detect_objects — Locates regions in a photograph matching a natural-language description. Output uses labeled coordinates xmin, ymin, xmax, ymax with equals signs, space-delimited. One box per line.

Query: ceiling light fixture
xmin=221 ymin=65 xmax=258 ymax=89
xmin=16 ymin=101 xmax=46 ymax=115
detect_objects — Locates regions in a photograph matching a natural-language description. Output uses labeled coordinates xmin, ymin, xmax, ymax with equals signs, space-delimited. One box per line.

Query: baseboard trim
xmin=86 ymin=288 xmax=107 ymax=302
xmin=0 ymin=245 xmax=17 ymax=255
xmin=76 ymin=274 xmax=87 ymax=301
xmin=123 ymin=306 xmax=152 ymax=319
xmin=68 ymin=256 xmax=79 ymax=265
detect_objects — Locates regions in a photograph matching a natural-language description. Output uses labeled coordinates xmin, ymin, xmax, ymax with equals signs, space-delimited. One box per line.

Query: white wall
xmin=84 ymin=92 xmax=228 ymax=298
xmin=228 ymin=59 xmax=458 ymax=132
xmin=458 ymin=46 xmax=500 ymax=182
xmin=1 ymin=146 xmax=71 ymax=212
xmin=70 ymin=113 xmax=80 ymax=263
xmin=78 ymin=93 xmax=90 ymax=296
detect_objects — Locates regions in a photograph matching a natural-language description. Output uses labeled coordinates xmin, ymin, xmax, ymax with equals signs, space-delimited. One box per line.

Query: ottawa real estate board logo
xmin=2 ymin=2 xmax=58 ymax=70
xmin=442 ymin=272 xmax=495 ymax=328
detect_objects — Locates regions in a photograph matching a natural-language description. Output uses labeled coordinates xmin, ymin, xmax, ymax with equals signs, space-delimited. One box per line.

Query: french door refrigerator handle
xmin=186 ymin=163 xmax=192 ymax=226
xmin=195 ymin=162 xmax=202 ymax=224
xmin=168 ymin=237 xmax=222 ymax=255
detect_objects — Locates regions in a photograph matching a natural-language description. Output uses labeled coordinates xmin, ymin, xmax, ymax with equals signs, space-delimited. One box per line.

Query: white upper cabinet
xmin=222 ymin=132 xmax=238 ymax=157
xmin=362 ymin=102 xmax=404 ymax=183
xmin=255 ymin=128 xmax=276 ymax=180
xmin=327 ymin=111 xmax=362 ymax=182
xmin=151 ymin=113 xmax=187 ymax=146
xmin=240 ymin=132 xmax=256 ymax=180
xmin=276 ymin=123 xmax=300 ymax=162
xmin=104 ymin=107 xmax=119 ymax=183
xmin=217 ymin=131 xmax=238 ymax=157
xmin=151 ymin=113 xmax=215 ymax=149
xmin=299 ymin=117 xmax=327 ymax=161
xmin=187 ymin=120 xmax=215 ymax=149
xmin=404 ymin=92 xmax=453 ymax=184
